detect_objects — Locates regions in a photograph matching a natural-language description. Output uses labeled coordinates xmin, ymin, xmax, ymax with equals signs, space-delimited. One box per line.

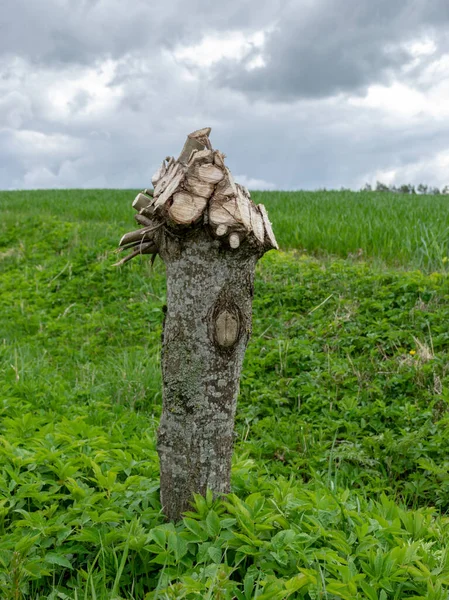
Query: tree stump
xmin=115 ymin=128 xmax=278 ymax=521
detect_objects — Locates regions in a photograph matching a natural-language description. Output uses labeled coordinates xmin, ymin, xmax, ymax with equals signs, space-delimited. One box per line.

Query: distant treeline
xmin=361 ymin=182 xmax=449 ymax=195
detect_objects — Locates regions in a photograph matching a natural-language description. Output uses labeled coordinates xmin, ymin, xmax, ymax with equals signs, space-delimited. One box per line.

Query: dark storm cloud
xmin=0 ymin=0 xmax=280 ymax=66
xmin=0 ymin=0 xmax=155 ymax=65
xmin=211 ymin=0 xmax=449 ymax=100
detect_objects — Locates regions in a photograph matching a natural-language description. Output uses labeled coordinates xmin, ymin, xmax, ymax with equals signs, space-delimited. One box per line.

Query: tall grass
xmin=1 ymin=189 xmax=449 ymax=271
xmin=253 ymin=190 xmax=449 ymax=271
xmin=0 ymin=190 xmax=449 ymax=271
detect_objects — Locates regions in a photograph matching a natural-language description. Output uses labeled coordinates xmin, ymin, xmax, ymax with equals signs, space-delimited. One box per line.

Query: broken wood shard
xmin=189 ymin=127 xmax=212 ymax=139
xmin=177 ymin=128 xmax=212 ymax=164
xmin=188 ymin=149 xmax=214 ymax=166
xmin=153 ymin=162 xmax=181 ymax=199
xmin=178 ymin=137 xmax=205 ymax=165
xmin=209 ymin=193 xmax=251 ymax=233
xmin=236 ymin=186 xmax=251 ymax=231
xmin=188 ymin=126 xmax=212 ymax=149
xmin=213 ymin=151 xmax=225 ymax=168
xmin=241 ymin=185 xmax=250 ymax=199
xmin=151 ymin=162 xmax=166 ymax=186
xmin=154 ymin=169 xmax=185 ymax=211
xmin=119 ymin=223 xmax=159 ymax=247
xmin=113 ymin=241 xmax=157 ymax=266
xmin=134 ymin=214 xmax=153 ymax=227
xmin=209 ymin=197 xmax=234 ymax=228
xmin=214 ymin=167 xmax=238 ymax=198
xmin=258 ymin=204 xmax=279 ymax=250
xmin=250 ymin=204 xmax=265 ymax=244
xmin=133 ymin=192 xmax=153 ymax=212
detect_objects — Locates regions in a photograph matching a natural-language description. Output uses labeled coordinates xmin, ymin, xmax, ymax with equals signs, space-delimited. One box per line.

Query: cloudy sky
xmin=1 ymin=0 xmax=449 ymax=190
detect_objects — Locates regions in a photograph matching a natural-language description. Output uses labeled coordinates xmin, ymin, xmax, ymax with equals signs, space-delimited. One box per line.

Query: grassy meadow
xmin=1 ymin=189 xmax=449 ymax=599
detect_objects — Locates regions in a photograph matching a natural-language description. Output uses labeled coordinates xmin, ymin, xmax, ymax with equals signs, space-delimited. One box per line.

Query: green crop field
xmin=1 ymin=189 xmax=449 ymax=599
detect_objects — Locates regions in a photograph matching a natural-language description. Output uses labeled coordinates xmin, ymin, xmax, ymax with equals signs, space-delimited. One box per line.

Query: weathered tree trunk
xmin=157 ymin=231 xmax=258 ymax=519
xmin=115 ymin=128 xmax=277 ymax=520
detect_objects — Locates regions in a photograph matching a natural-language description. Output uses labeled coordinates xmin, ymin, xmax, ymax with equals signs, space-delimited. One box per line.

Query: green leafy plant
xmin=1 ymin=189 xmax=449 ymax=598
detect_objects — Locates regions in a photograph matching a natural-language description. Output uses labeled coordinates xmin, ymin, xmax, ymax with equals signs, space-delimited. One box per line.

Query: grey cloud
xmin=0 ymin=0 xmax=153 ymax=66
xmin=4 ymin=71 xmax=449 ymax=192
xmin=211 ymin=0 xmax=449 ymax=100
xmin=0 ymin=91 xmax=33 ymax=128
xmin=1 ymin=0 xmax=449 ymax=191
xmin=212 ymin=103 xmax=449 ymax=190
xmin=68 ymin=90 xmax=93 ymax=114
xmin=0 ymin=0 xmax=280 ymax=67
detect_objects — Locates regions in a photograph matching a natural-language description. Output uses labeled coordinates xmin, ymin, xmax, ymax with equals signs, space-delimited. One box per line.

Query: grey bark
xmin=156 ymin=229 xmax=259 ymax=521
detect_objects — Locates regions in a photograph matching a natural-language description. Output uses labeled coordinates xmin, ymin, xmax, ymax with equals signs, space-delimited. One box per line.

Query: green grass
xmin=255 ymin=190 xmax=449 ymax=271
xmin=2 ymin=189 xmax=449 ymax=271
xmin=1 ymin=189 xmax=449 ymax=598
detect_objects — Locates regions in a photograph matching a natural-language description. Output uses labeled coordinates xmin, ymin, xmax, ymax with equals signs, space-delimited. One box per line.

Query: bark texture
xmin=115 ymin=127 xmax=278 ymax=520
xmin=157 ymin=231 xmax=257 ymax=520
